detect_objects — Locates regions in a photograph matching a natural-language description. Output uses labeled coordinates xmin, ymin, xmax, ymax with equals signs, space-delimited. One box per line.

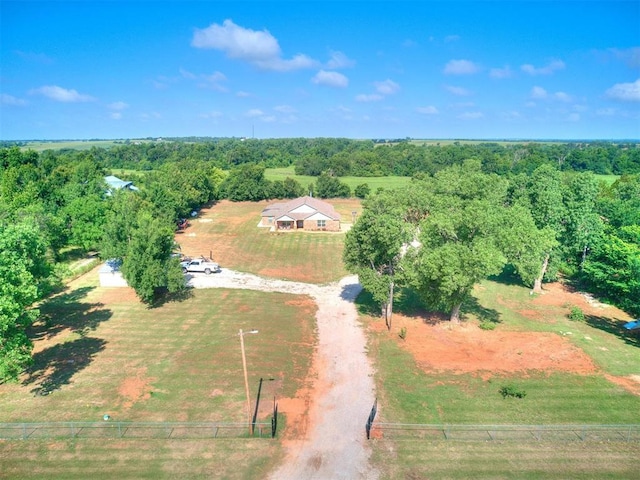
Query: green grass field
xmin=1 ymin=200 xmax=638 ymax=479
xmin=363 ymin=277 xmax=640 ymax=479
xmin=265 ymin=166 xmax=412 ymax=192
xmin=0 ymin=268 xmax=316 ymax=478
xmin=178 ymin=199 xmax=354 ymax=283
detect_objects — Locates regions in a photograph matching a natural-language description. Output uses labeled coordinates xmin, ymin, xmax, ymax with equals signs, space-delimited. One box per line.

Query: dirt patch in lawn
xmin=604 ymin=374 xmax=640 ymax=396
xmin=118 ymin=368 xmax=155 ymax=410
xmin=532 ymin=282 xmax=633 ymax=320
xmin=373 ymin=319 xmax=597 ymax=379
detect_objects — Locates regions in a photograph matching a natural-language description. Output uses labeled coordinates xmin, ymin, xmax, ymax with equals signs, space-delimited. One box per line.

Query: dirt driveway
xmin=188 ymin=271 xmax=379 ymax=480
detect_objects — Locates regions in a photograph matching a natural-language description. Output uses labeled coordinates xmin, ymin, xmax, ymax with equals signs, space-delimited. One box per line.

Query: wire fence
xmin=368 ymin=423 xmax=640 ymax=442
xmin=0 ymin=421 xmax=273 ymax=440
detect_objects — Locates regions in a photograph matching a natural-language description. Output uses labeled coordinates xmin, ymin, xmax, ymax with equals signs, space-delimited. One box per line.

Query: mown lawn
xmin=178 ymin=199 xmax=354 ymax=283
xmin=363 ymin=277 xmax=640 ymax=479
xmin=0 ymin=270 xmax=316 ymax=478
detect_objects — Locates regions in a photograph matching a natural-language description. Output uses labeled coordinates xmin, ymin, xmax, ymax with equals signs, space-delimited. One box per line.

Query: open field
xmin=265 ymin=166 xmax=412 ymax=192
xmin=0 ymin=265 xmax=317 ymax=478
xmin=1 ymin=199 xmax=639 ymax=478
xmin=361 ymin=277 xmax=640 ymax=479
xmin=20 ymin=140 xmax=127 ymax=152
xmin=177 ymin=199 xmax=359 ymax=283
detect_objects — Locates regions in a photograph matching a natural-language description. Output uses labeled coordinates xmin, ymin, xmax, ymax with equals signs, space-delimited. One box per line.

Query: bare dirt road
xmin=188 ymin=270 xmax=379 ymax=480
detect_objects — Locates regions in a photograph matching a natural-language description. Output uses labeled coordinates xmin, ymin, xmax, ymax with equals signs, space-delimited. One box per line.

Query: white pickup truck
xmin=180 ymin=257 xmax=221 ymax=274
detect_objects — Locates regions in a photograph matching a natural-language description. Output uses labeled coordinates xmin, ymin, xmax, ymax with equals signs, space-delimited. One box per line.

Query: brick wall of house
xmin=303 ymin=219 xmax=341 ymax=231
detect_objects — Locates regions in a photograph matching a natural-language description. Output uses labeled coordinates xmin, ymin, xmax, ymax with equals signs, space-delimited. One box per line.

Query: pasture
xmin=264 ymin=166 xmax=412 ymax=192
xmin=0 ymin=260 xmax=318 ymax=477
xmin=1 ymin=200 xmax=638 ymax=479
xmin=361 ymin=275 xmax=640 ymax=479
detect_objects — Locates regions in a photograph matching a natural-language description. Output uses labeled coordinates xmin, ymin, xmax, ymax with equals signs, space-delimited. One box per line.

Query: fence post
xmin=365 ymin=399 xmax=378 ymax=440
xmin=271 ymin=397 xmax=278 ymax=438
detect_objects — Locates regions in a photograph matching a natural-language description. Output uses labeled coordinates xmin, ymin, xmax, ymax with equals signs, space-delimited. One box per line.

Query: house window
xmin=267 ymin=217 xmax=273 ymax=224
xmin=317 ymin=220 xmax=326 ymax=228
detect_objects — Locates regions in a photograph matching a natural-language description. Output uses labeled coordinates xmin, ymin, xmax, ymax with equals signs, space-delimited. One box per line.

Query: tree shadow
xmin=23 ymin=336 xmax=107 ymax=395
xmin=488 ymin=265 xmax=527 ymax=287
xmin=461 ymin=296 xmax=502 ymax=324
xmin=340 ymin=282 xmax=363 ymax=302
xmin=150 ymin=286 xmax=194 ymax=308
xmin=585 ymin=315 xmax=640 ymax=349
xmin=31 ymin=286 xmax=112 ymax=341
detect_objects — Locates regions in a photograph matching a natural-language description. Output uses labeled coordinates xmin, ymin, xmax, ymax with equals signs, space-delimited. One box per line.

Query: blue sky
xmin=1 ymin=0 xmax=639 ymax=140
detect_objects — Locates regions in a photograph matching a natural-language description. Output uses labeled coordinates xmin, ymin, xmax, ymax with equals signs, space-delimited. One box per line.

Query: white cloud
xmin=530 ymin=86 xmax=573 ymax=103
xmin=554 ymin=91 xmax=572 ymax=102
xmin=605 ymin=79 xmax=640 ymax=102
xmin=566 ymin=113 xmax=580 ymax=122
xmin=312 ymin=70 xmax=349 ymax=88
xmin=246 ymin=109 xmax=264 ymax=117
xmin=458 ymin=111 xmax=484 ymax=120
xmin=326 ymin=50 xmax=355 ymax=69
xmin=598 ymin=47 xmax=640 ymax=69
xmin=355 ymin=93 xmax=383 ymax=102
xmin=1 ymin=94 xmax=27 ymax=106
xmin=110 ymin=112 xmax=122 ymax=120
xmin=444 ymin=35 xmax=460 ymax=43
xmin=30 ymin=85 xmax=95 ymax=102
xmin=444 ymin=59 xmax=479 ymax=75
xmin=445 ymin=85 xmax=471 ymax=96
xmin=521 ymin=59 xmax=565 ymax=75
xmin=416 ymin=106 xmax=439 ymax=114
xmin=490 ymin=66 xmax=513 ymax=79
xmin=108 ymin=101 xmax=129 ymax=111
xmin=374 ymin=79 xmax=400 ymax=95
xmin=236 ymin=91 xmax=251 ymax=97
xmin=192 ymin=19 xmax=317 ymax=71
xmin=402 ymin=39 xmax=417 ymax=48
xmin=274 ymin=105 xmax=296 ymax=114
xmin=530 ymin=86 xmax=548 ymax=99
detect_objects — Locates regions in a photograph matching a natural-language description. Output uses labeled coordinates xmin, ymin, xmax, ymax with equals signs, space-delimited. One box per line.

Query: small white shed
xmin=99 ymin=259 xmax=128 ymax=287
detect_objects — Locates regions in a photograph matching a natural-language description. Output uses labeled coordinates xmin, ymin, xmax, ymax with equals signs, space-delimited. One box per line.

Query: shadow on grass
xmin=462 ymin=296 xmax=502 ymax=325
xmin=585 ymin=315 xmax=640 ymax=349
xmin=355 ymin=286 xmax=447 ymax=324
xmin=150 ymin=286 xmax=194 ymax=308
xmin=23 ymin=336 xmax=107 ymax=395
xmin=31 ymin=287 xmax=112 ymax=341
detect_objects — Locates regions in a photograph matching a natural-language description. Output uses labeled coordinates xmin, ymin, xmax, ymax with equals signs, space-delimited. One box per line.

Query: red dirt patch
xmin=118 ymin=368 xmax=155 ymax=409
xmin=604 ymin=374 xmax=640 ymax=396
xmin=533 ymin=282 xmax=632 ymax=320
xmin=372 ymin=317 xmax=598 ymax=379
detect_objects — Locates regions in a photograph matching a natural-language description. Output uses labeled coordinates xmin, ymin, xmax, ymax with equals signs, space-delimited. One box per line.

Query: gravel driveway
xmin=188 ymin=270 xmax=379 ymax=479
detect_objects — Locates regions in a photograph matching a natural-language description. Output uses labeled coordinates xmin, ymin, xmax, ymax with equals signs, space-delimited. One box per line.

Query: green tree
xmin=222 ymin=164 xmax=271 ymax=201
xmin=0 ymin=221 xmax=51 ymax=382
xmin=315 ymin=172 xmax=350 ymax=198
xmin=408 ymin=161 xmax=511 ymax=322
xmin=120 ymin=211 xmax=185 ymax=304
xmin=344 ymin=191 xmax=411 ymax=329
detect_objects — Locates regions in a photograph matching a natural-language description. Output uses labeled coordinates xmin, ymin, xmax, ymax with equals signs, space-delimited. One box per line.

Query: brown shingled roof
xmin=261 ymin=196 xmax=341 ymax=221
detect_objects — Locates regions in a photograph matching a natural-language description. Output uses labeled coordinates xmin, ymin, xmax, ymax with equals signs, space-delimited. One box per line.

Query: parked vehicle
xmin=180 ymin=257 xmax=221 ymax=274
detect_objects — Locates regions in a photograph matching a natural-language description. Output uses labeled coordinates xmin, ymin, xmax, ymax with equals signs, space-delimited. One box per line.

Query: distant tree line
xmin=33 ymin=138 xmax=640 ymax=177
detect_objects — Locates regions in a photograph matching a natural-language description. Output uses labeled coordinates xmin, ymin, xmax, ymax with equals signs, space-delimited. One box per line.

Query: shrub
xmin=568 ymin=306 xmax=585 ymax=322
xmin=499 ymin=385 xmax=527 ymax=399
xmin=398 ymin=326 xmax=407 ymax=340
xmin=479 ymin=321 xmax=496 ymax=330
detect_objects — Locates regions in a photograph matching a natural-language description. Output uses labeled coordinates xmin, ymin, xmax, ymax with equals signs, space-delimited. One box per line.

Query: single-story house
xmin=105 ymin=175 xmax=139 ymax=196
xmin=260 ymin=196 xmax=341 ymax=232
xmin=98 ymin=259 xmax=128 ymax=287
